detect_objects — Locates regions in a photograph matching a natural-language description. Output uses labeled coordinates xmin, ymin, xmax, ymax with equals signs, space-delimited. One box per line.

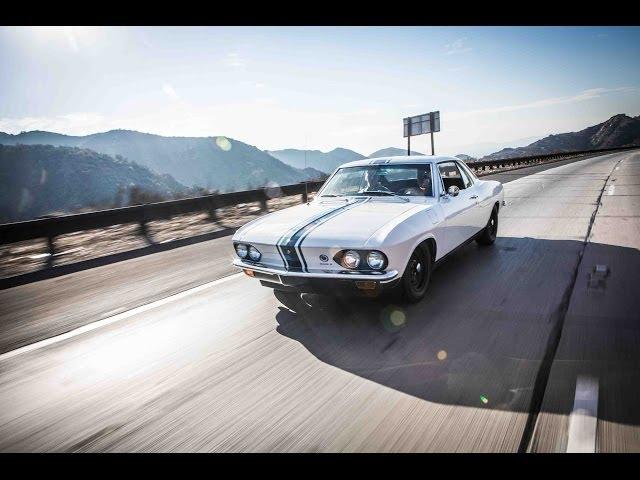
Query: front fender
xmin=365 ymin=207 xmax=440 ymax=278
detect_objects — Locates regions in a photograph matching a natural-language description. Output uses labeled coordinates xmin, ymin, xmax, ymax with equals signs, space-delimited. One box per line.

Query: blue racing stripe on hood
xmin=277 ymin=198 xmax=368 ymax=272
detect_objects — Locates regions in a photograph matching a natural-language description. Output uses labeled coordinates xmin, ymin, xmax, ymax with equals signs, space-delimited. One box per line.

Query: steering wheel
xmin=377 ymin=176 xmax=392 ymax=191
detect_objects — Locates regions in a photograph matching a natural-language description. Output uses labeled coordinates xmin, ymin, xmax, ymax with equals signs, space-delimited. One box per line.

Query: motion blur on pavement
xmin=1 ymin=26 xmax=639 ymax=453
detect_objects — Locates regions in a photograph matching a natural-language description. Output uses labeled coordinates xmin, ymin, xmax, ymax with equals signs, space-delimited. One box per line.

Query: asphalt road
xmin=0 ymin=151 xmax=637 ymax=452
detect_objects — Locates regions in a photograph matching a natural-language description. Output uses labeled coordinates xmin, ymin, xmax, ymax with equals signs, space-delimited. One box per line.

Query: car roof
xmin=339 ymin=155 xmax=460 ymax=169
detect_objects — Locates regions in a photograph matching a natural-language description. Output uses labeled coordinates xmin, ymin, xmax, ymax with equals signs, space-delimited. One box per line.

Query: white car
xmin=232 ymin=155 xmax=504 ymax=303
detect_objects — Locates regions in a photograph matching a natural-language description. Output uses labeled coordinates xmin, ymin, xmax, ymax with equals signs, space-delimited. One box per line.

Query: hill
xmin=369 ymin=147 xmax=425 ymax=158
xmin=267 ymin=148 xmax=365 ymax=174
xmin=455 ymin=154 xmax=477 ymax=163
xmin=0 ymin=144 xmax=187 ymax=222
xmin=481 ymin=114 xmax=640 ymax=161
xmin=0 ymin=130 xmax=318 ymax=191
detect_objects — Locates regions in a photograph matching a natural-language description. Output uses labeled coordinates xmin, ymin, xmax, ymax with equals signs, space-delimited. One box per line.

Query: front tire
xmin=395 ymin=244 xmax=432 ymax=304
xmin=476 ymin=206 xmax=498 ymax=246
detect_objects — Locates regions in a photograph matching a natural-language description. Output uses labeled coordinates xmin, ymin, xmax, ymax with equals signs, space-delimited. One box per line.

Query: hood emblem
xmin=319 ymin=254 xmax=329 ymax=262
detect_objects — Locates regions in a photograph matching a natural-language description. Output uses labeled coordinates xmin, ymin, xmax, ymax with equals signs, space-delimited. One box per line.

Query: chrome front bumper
xmin=232 ymin=259 xmax=399 ymax=284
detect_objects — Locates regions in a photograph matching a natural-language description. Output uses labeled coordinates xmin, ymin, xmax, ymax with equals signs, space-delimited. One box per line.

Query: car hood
xmin=234 ymin=197 xmax=427 ymax=247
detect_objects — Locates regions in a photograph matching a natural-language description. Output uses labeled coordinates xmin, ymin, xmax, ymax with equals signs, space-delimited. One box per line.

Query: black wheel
xmin=476 ymin=206 xmax=498 ymax=246
xmin=395 ymin=244 xmax=432 ymax=304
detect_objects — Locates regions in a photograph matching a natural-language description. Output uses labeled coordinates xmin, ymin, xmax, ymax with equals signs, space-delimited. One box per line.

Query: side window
xmin=458 ymin=161 xmax=477 ymax=185
xmin=438 ymin=162 xmax=467 ymax=191
xmin=457 ymin=162 xmax=473 ymax=189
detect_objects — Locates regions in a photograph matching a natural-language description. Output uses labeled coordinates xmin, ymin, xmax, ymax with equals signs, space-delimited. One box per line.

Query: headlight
xmin=342 ymin=250 xmax=360 ymax=269
xmin=367 ymin=251 xmax=386 ymax=270
xmin=235 ymin=243 xmax=248 ymax=258
xmin=248 ymin=245 xmax=261 ymax=261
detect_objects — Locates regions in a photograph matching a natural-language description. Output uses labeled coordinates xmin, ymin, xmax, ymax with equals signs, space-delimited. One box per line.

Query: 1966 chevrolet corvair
xmin=232 ymin=155 xmax=504 ymax=303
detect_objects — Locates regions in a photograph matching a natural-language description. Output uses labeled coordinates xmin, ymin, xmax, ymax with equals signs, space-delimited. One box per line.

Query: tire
xmin=476 ymin=205 xmax=498 ymax=246
xmin=395 ymin=244 xmax=432 ymax=304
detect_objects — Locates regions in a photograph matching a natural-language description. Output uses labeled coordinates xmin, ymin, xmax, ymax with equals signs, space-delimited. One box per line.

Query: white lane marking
xmin=0 ymin=272 xmax=244 ymax=363
xmin=607 ymin=185 xmax=615 ymax=196
xmin=566 ymin=375 xmax=599 ymax=453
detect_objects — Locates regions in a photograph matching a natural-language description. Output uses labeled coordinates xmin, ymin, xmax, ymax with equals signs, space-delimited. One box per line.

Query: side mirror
xmin=448 ymin=186 xmax=460 ymax=197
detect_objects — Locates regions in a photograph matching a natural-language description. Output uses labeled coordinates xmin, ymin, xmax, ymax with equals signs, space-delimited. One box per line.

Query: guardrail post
xmin=208 ymin=206 xmax=218 ymax=222
xmin=45 ymin=235 xmax=55 ymax=268
xmin=259 ymin=196 xmax=268 ymax=212
xmin=302 ymin=189 xmax=308 ymax=203
xmin=138 ymin=219 xmax=155 ymax=245
xmin=207 ymin=196 xmax=218 ymax=222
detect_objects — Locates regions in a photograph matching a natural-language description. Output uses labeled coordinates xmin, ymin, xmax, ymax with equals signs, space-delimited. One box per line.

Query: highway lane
xmin=0 ymin=152 xmax=609 ymax=356
xmin=0 ymin=151 xmax=637 ymax=452
xmin=529 ymin=152 xmax=640 ymax=452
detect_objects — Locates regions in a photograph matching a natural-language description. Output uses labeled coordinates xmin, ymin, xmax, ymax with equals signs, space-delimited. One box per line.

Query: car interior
xmin=438 ymin=162 xmax=472 ymax=192
xmin=364 ymin=168 xmax=433 ymax=196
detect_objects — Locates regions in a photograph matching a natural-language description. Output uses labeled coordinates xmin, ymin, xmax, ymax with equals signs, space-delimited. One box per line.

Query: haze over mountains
xmin=0 ymin=144 xmax=187 ymax=222
xmin=0 ymin=113 xmax=638 ymax=222
xmin=267 ymin=147 xmax=426 ymax=173
xmin=0 ymin=130 xmax=324 ymax=192
xmin=482 ymin=114 xmax=640 ymax=161
xmin=266 ymin=148 xmax=366 ymax=174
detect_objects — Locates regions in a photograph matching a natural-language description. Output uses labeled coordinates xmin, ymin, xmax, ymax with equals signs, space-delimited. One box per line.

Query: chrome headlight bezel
xmin=334 ymin=249 xmax=387 ymax=271
xmin=235 ymin=243 xmax=248 ymax=259
xmin=248 ymin=245 xmax=262 ymax=262
xmin=366 ymin=251 xmax=386 ymax=270
xmin=341 ymin=250 xmax=361 ymax=269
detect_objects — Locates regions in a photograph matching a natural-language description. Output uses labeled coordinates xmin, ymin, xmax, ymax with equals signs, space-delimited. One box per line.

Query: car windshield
xmin=320 ymin=165 xmax=434 ymax=197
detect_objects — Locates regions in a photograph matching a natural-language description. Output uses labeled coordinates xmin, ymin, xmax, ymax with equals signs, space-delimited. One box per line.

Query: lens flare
xmin=216 ymin=136 xmax=232 ymax=151
xmin=390 ymin=310 xmax=405 ymax=326
xmin=381 ymin=305 xmax=407 ymax=331
xmin=480 ymin=395 xmax=489 ymax=404
xmin=437 ymin=350 xmax=447 ymax=361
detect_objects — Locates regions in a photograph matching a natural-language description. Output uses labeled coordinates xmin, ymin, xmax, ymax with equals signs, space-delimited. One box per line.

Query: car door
xmin=435 ymin=161 xmax=483 ymax=255
xmin=455 ymin=160 xmax=489 ymax=230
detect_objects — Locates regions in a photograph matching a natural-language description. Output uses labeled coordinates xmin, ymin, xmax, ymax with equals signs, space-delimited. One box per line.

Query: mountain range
xmin=0 ymin=130 xmax=324 ymax=192
xmin=267 ymin=147 xmax=427 ymax=173
xmin=0 ymin=144 xmax=187 ymax=222
xmin=369 ymin=147 xmax=425 ymax=158
xmin=481 ymin=114 xmax=640 ymax=161
xmin=266 ymin=148 xmax=366 ymax=174
xmin=1 ymin=113 xmax=638 ymax=222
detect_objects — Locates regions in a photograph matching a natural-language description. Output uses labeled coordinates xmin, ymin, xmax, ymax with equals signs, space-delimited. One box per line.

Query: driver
xmin=402 ymin=167 xmax=432 ymax=196
xmin=363 ymin=168 xmax=390 ymax=191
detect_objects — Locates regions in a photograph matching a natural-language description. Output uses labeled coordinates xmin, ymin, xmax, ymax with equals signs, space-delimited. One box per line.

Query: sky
xmin=1 ymin=26 xmax=639 ymax=157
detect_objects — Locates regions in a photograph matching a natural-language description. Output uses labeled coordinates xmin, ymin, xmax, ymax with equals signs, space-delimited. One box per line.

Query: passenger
xmin=402 ymin=168 xmax=432 ymax=196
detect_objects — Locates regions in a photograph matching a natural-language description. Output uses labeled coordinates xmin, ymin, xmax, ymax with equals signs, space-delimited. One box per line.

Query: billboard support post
xmin=403 ymin=111 xmax=439 ymax=156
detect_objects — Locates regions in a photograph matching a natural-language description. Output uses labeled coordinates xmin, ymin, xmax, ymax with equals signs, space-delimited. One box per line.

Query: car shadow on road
xmin=275 ymin=236 xmax=640 ymax=427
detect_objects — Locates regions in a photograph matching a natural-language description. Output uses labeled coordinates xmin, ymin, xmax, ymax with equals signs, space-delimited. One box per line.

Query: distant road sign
xmin=403 ymin=111 xmax=440 ymax=156
xmin=403 ymin=111 xmax=440 ymax=137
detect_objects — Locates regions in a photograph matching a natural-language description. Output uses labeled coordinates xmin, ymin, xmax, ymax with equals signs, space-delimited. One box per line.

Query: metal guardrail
xmin=0 ymin=181 xmax=324 ymax=265
xmin=1 ymin=145 xmax=638 ymax=265
xmin=465 ymin=145 xmax=638 ymax=174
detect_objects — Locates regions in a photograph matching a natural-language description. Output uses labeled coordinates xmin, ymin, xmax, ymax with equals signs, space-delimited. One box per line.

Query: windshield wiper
xmin=356 ymin=190 xmax=410 ymax=202
xmin=320 ymin=194 xmax=344 ymax=197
